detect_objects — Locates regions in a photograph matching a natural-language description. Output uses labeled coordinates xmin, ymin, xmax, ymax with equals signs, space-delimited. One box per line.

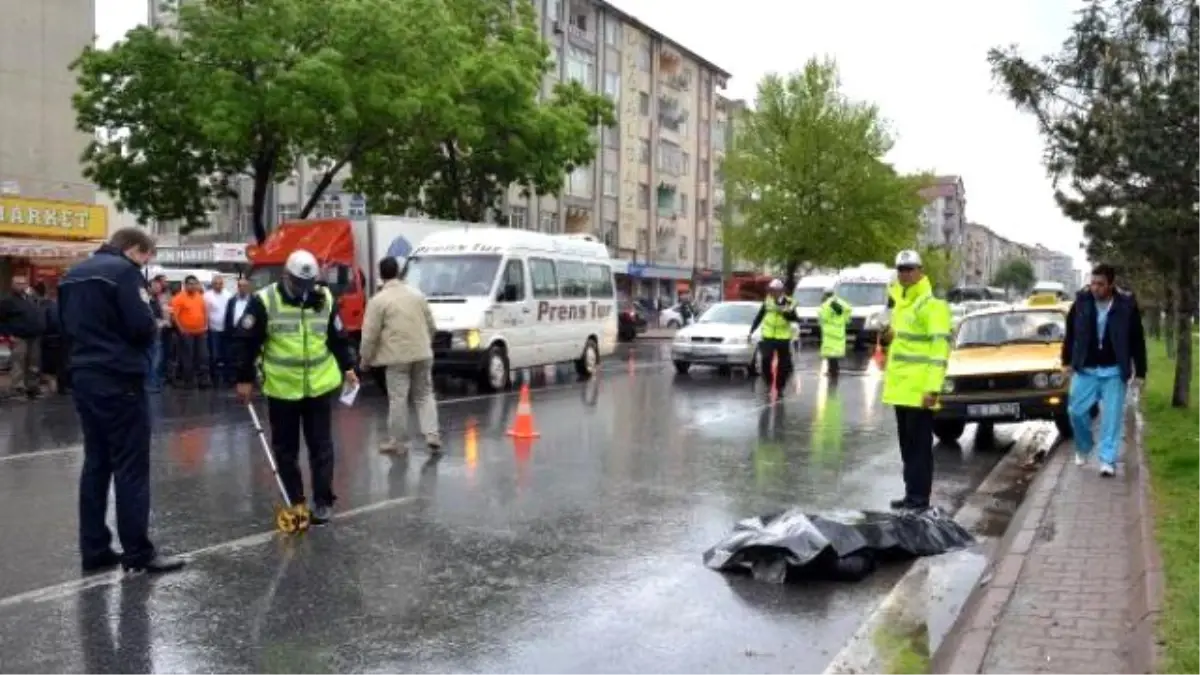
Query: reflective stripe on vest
xmin=882 ymin=283 xmax=951 ymax=407
xmin=761 ymin=298 xmax=793 ymax=340
xmin=258 ymin=284 xmax=343 ymax=400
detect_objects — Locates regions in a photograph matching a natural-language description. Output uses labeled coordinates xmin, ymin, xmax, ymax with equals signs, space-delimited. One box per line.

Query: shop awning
xmin=0 ymin=237 xmax=98 ymax=260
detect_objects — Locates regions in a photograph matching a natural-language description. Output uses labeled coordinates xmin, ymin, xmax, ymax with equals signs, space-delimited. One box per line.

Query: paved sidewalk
xmin=936 ymin=428 xmax=1153 ymax=674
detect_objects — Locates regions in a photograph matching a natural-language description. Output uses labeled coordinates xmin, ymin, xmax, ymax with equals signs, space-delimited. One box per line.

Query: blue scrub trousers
xmin=73 ymin=369 xmax=156 ymax=567
xmin=1068 ymin=368 xmax=1127 ymax=465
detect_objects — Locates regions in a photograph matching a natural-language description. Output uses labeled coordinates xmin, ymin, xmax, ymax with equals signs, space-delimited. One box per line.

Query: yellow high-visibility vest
xmin=760 ymin=297 xmax=795 ymax=340
xmin=882 ymin=276 xmax=952 ymax=407
xmin=258 ymin=283 xmax=343 ymax=401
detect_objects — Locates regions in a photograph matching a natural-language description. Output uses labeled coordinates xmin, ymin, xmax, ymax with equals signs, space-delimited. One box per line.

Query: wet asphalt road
xmin=0 ymin=343 xmax=1011 ymax=673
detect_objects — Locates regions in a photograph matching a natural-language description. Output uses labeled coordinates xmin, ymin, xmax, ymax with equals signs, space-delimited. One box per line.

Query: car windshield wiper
xmin=955 ymin=341 xmax=1001 ymax=348
xmin=1006 ymin=337 xmax=1059 ymax=344
xmin=426 ymin=291 xmax=463 ymax=297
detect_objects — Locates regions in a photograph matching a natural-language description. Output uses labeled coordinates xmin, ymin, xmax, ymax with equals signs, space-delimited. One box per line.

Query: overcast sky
xmin=95 ymin=0 xmax=1087 ymax=268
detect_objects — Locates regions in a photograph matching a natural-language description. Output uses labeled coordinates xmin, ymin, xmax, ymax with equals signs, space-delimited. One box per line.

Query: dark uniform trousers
xmin=894 ymin=406 xmax=935 ymax=507
xmin=760 ymin=339 xmax=794 ymax=391
xmin=73 ymin=369 xmax=155 ymax=566
xmin=267 ymin=391 xmax=337 ymax=506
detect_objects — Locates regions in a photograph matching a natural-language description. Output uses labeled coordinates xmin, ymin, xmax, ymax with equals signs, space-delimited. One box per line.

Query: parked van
xmin=401 ymin=229 xmax=617 ymax=391
xmin=834 ymin=263 xmax=896 ymax=349
xmin=792 ymin=274 xmax=837 ymax=339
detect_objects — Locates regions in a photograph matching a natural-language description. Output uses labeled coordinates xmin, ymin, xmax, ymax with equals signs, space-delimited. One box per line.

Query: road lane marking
xmin=0 ymin=495 xmax=420 ymax=610
xmin=0 ymin=361 xmax=673 ymax=465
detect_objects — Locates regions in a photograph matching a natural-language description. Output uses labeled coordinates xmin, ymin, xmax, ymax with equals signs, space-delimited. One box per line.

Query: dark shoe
xmin=426 ymin=435 xmax=443 ymax=453
xmin=889 ymin=498 xmax=909 ymax=509
xmin=123 ymin=554 xmax=185 ymax=575
xmin=890 ymin=498 xmax=929 ymax=511
xmin=82 ymin=550 xmax=122 ymax=575
xmin=311 ymin=504 xmax=333 ymax=525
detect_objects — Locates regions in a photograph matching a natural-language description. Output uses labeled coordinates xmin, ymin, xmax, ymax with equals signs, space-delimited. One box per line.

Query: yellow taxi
xmin=933 ymin=303 xmax=1072 ymax=444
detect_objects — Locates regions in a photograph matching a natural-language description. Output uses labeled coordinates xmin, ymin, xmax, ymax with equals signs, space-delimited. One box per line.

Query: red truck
xmin=245 ymin=216 xmax=479 ymax=359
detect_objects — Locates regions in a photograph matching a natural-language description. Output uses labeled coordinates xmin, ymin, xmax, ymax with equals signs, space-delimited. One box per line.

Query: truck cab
xmin=833 ymin=263 xmax=896 ymax=350
xmin=792 ymin=274 xmax=836 ymax=339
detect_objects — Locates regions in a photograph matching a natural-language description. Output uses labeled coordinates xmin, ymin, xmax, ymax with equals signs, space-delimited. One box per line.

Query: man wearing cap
xmin=748 ymin=278 xmax=797 ymax=395
xmin=882 ymin=250 xmax=952 ymax=511
xmin=818 ymin=286 xmax=852 ymax=378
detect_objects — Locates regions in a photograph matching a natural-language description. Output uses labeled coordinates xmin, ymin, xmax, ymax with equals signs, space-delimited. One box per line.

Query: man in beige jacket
xmin=359 ymin=257 xmax=441 ymax=453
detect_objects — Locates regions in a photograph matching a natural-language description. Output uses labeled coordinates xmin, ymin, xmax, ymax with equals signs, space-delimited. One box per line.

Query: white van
xmin=834 ymin=263 xmax=896 ymax=349
xmin=401 ymin=229 xmax=617 ymax=391
xmin=792 ymin=274 xmax=837 ymax=338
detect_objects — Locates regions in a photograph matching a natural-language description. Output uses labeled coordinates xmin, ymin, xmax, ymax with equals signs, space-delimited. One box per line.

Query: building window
xmin=277 ymin=203 xmax=298 ymax=224
xmin=539 ymin=210 xmax=557 ymax=233
xmin=699 ymin=120 xmax=710 ymax=146
xmin=679 ymin=193 xmax=688 ymax=215
xmin=636 ymin=44 xmax=650 ymax=71
xmin=568 ymin=164 xmax=593 ymax=198
xmin=699 ymin=158 xmax=709 ymax=179
xmin=566 ymin=46 xmax=594 ymax=88
xmin=681 ymin=151 xmax=690 ymax=176
xmin=679 ymin=235 xmax=689 ymax=260
xmin=639 ymin=139 xmax=650 ymax=164
xmin=604 ymin=16 xmax=621 ymax=45
xmin=603 ymin=125 xmax=619 ymax=149
xmin=638 ymin=91 xmax=650 ymax=115
xmin=657 ymin=142 xmax=682 ymax=175
xmin=568 ymin=5 xmax=588 ymax=33
xmin=509 ymin=205 xmax=529 ymax=229
xmin=603 ymin=72 xmax=620 ymax=100
xmin=547 ymin=0 xmax=559 ymax=23
xmin=637 ymin=183 xmax=649 ymax=209
xmin=348 ymin=194 xmax=368 ymax=218
xmin=602 ymin=170 xmax=618 ymax=196
xmin=698 ymin=237 xmax=707 ymax=266
xmin=602 ymin=219 xmax=617 ymax=248
xmin=698 ymin=198 xmax=708 ymax=218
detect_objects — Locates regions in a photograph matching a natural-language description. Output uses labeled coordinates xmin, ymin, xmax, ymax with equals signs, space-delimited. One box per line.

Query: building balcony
xmin=662 ymin=71 xmax=690 ymax=91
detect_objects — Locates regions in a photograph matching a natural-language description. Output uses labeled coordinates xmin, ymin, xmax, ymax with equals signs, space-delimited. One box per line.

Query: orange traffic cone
xmin=506 ymin=382 xmax=541 ymax=439
xmin=871 ymin=338 xmax=886 ymax=369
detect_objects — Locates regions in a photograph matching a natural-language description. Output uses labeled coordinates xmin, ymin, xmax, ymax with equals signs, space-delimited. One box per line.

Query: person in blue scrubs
xmin=1061 ymin=264 xmax=1147 ymax=477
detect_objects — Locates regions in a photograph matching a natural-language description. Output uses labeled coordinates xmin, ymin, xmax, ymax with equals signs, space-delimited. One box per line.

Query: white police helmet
xmin=895 ymin=250 xmax=923 ymax=268
xmin=285 ymin=250 xmax=319 ymax=280
xmin=767 ymin=278 xmax=785 ymax=291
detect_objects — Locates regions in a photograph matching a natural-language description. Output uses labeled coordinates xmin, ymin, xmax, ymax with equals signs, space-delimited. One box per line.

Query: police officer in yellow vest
xmin=882 ymin=250 xmax=951 ymax=511
xmin=234 ymin=250 xmax=358 ymax=525
xmin=818 ymin=286 xmax=852 ymax=378
xmin=748 ymin=278 xmax=797 ymax=395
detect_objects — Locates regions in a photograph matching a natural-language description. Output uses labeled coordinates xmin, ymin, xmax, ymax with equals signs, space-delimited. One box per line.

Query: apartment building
xmin=963 ymin=221 xmax=1079 ymax=291
xmin=501 ymin=0 xmax=730 ymax=298
xmin=916 ymin=175 xmax=967 ymax=284
xmin=0 ymin=0 xmax=96 ymax=204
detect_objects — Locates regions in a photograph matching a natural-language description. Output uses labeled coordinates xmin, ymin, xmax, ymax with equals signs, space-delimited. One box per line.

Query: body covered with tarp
xmin=703 ymin=507 xmax=973 ymax=583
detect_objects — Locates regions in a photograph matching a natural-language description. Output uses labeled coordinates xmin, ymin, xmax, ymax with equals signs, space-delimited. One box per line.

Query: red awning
xmin=246 ymin=219 xmax=355 ymax=266
xmin=0 ymin=237 xmax=97 ymax=260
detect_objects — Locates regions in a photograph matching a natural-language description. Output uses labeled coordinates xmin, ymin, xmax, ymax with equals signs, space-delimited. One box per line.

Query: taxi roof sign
xmin=1027 ymin=293 xmax=1060 ymax=306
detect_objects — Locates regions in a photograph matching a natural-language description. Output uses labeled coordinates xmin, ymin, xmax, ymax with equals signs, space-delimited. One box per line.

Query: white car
xmin=670 ymin=301 xmax=797 ymax=375
xmin=659 ymin=303 xmax=685 ymax=328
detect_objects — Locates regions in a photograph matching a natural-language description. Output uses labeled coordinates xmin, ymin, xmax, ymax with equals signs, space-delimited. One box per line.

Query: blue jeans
xmin=146 ymin=336 xmax=164 ymax=391
xmin=1068 ymin=369 xmax=1127 ymax=465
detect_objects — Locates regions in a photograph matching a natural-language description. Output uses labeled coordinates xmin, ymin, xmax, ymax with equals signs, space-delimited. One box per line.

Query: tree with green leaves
xmin=989 ymin=0 xmax=1197 ymax=406
xmin=990 ymin=257 xmax=1037 ymax=295
xmin=720 ymin=58 xmax=931 ymax=292
xmin=73 ymin=0 xmax=464 ymax=243
xmin=347 ymin=0 xmax=614 ymax=222
xmin=918 ymin=245 xmax=961 ymax=295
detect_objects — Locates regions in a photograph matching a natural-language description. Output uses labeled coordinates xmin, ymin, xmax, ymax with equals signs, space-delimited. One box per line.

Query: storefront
xmin=692 ymin=268 xmax=724 ymax=305
xmin=620 ymin=262 xmax=695 ymax=304
xmin=154 ymin=242 xmax=250 ymax=272
xmin=0 ymin=196 xmax=108 ymax=292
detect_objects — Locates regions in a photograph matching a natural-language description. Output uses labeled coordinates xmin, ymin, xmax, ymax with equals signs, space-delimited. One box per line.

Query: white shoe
xmin=1099 ymin=463 xmax=1116 ymax=477
xmin=1074 ymin=452 xmax=1088 ymax=467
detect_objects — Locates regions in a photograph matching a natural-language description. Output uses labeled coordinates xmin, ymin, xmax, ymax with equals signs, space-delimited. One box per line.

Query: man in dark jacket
xmin=59 ymin=227 xmax=184 ymax=576
xmin=1061 ymin=263 xmax=1147 ymax=477
xmin=0 ymin=274 xmax=46 ymax=399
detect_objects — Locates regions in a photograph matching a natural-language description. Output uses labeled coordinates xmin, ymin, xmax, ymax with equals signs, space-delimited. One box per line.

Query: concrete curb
xmin=823 ymin=423 xmax=1058 ymax=674
xmin=930 ymin=433 xmax=1068 ymax=674
xmin=1124 ymin=392 xmax=1164 ymax=673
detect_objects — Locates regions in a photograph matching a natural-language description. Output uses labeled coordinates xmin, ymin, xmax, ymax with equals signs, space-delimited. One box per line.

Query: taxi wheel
xmin=673 ymin=360 xmax=691 ymax=375
xmin=933 ymin=420 xmax=966 ymax=444
xmin=974 ymin=422 xmax=996 ymax=449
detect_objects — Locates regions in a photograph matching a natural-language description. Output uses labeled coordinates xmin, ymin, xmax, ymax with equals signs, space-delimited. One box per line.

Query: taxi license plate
xmin=968 ymin=403 xmax=1020 ymax=418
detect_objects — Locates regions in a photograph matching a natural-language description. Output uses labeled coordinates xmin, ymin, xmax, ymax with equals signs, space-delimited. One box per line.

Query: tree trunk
xmin=299 ymin=157 xmax=351 ymax=219
xmin=1170 ymin=258 xmax=1194 ymax=408
xmin=1164 ymin=285 xmax=1177 ymax=358
xmin=783 ymin=260 xmax=799 ymax=295
xmin=251 ymin=171 xmax=271 ymax=245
